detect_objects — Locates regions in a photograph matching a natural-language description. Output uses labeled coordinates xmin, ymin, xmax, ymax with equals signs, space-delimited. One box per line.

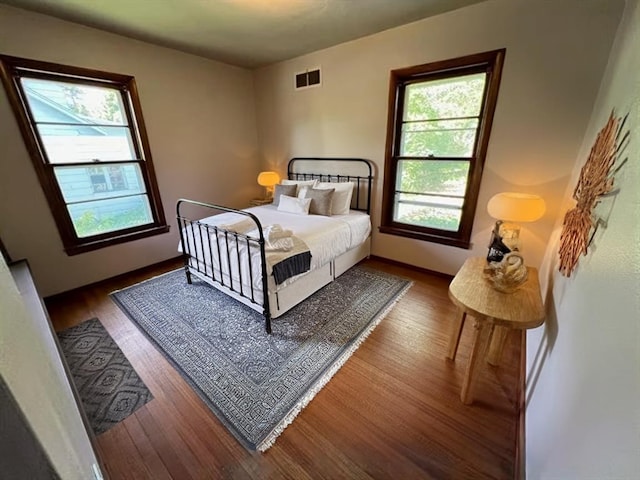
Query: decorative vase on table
xmin=483 ymin=252 xmax=528 ymax=293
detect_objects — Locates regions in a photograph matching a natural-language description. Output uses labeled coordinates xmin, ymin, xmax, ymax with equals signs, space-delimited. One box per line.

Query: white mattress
xmin=178 ymin=206 xmax=371 ymax=291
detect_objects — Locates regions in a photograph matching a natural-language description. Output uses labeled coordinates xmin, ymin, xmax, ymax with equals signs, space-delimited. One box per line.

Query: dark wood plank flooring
xmin=46 ymin=257 xmax=521 ymax=480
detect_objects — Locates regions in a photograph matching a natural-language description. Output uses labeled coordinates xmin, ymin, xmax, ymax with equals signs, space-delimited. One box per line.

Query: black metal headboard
xmin=287 ymin=157 xmax=373 ymax=214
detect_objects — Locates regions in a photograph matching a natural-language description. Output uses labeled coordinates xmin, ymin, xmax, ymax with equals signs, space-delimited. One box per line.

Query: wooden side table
xmin=447 ymin=257 xmax=545 ymax=404
xmin=249 ymin=198 xmax=273 ymax=207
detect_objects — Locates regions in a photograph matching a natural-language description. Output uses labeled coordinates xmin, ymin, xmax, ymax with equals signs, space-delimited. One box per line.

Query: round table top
xmin=449 ymin=257 xmax=545 ymax=329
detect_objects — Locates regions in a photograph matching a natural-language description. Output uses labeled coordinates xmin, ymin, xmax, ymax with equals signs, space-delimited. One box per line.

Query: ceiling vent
xmin=294 ymin=67 xmax=321 ymax=90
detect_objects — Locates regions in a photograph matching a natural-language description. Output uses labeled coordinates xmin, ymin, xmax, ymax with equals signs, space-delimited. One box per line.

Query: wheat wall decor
xmin=558 ymin=110 xmax=629 ymax=277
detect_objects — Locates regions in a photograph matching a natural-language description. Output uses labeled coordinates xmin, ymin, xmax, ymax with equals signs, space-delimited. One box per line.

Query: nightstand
xmin=248 ymin=198 xmax=272 ymax=207
xmin=447 ymin=257 xmax=545 ymax=404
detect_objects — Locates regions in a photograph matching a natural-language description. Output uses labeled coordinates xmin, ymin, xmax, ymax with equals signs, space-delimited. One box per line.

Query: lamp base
xmin=498 ymin=221 xmax=521 ymax=251
xmin=265 ymin=186 xmax=275 ymax=199
xmin=487 ymin=221 xmax=511 ymax=262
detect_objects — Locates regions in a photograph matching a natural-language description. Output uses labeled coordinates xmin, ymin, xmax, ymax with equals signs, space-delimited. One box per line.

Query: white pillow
xmin=281 ymin=179 xmax=318 ymax=196
xmin=277 ymin=194 xmax=311 ymax=215
xmin=315 ymin=181 xmax=354 ymax=215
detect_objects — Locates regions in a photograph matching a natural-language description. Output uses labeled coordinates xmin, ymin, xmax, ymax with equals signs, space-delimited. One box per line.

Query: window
xmin=380 ymin=49 xmax=505 ymax=248
xmin=0 ymin=55 xmax=168 ymax=254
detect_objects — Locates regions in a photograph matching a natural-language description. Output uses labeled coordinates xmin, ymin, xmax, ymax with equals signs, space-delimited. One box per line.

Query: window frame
xmin=0 ymin=55 xmax=168 ymax=255
xmin=380 ymin=49 xmax=505 ymax=249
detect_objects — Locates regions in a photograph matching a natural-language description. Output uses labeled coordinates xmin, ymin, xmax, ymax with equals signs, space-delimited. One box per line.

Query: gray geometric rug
xmin=110 ymin=265 xmax=411 ymax=451
xmin=57 ymin=318 xmax=153 ymax=435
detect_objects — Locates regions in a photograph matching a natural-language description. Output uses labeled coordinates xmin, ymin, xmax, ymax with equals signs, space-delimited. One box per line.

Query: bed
xmin=176 ymin=157 xmax=373 ymax=333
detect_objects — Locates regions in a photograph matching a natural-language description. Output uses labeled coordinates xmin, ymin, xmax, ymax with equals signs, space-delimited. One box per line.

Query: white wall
xmin=0 ymin=4 xmax=261 ymax=296
xmin=0 ymin=256 xmax=100 ymax=479
xmin=253 ymin=0 xmax=624 ymax=275
xmin=526 ymin=0 xmax=640 ymax=477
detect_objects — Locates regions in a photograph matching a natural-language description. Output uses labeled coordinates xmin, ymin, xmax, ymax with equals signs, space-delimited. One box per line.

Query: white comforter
xmin=178 ymin=205 xmax=371 ymax=291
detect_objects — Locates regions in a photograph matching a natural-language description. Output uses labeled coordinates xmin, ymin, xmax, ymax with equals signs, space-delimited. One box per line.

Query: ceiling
xmin=1 ymin=0 xmax=487 ymax=68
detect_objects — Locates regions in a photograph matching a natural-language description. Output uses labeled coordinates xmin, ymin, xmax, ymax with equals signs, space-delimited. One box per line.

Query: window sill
xmin=65 ymin=224 xmax=170 ymax=256
xmin=378 ymin=225 xmax=471 ymax=249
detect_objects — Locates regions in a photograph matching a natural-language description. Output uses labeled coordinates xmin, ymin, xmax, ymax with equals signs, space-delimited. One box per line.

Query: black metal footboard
xmin=176 ymin=199 xmax=272 ymax=333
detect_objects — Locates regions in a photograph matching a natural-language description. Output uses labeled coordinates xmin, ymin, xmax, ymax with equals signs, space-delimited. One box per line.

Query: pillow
xmin=277 ymin=195 xmax=311 ymax=215
xmin=303 ymin=187 xmax=335 ymax=216
xmin=272 ymin=183 xmax=297 ymax=206
xmin=315 ymin=181 xmax=354 ymax=215
xmin=281 ymin=179 xmax=318 ymax=196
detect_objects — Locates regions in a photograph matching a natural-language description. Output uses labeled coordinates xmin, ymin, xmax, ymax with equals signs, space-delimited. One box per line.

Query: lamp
xmin=487 ymin=192 xmax=546 ymax=252
xmin=257 ymin=171 xmax=280 ymax=199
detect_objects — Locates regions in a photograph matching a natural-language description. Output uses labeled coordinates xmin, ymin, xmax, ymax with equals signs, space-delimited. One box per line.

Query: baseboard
xmin=49 ymin=254 xmax=449 ymax=302
xmin=515 ymin=330 xmax=526 ymax=480
xmin=368 ymin=255 xmax=454 ymax=280
xmin=44 ymin=255 xmax=184 ymax=302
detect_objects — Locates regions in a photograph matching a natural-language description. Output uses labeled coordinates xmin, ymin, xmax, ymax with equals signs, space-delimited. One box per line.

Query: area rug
xmin=57 ymin=318 xmax=153 ymax=435
xmin=110 ymin=265 xmax=411 ymax=451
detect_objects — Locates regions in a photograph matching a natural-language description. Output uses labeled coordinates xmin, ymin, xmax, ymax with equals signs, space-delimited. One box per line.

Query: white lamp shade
xmin=487 ymin=192 xmax=546 ymax=222
xmin=257 ymin=171 xmax=280 ymax=187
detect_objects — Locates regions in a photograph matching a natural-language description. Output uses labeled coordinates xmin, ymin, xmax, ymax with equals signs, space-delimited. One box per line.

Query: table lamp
xmin=487 ymin=192 xmax=546 ymax=251
xmin=257 ymin=171 xmax=280 ymax=199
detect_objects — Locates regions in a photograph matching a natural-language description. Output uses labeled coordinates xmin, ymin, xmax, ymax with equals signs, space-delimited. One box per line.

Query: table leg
xmin=447 ymin=311 xmax=466 ymax=360
xmin=461 ymin=318 xmax=489 ymax=404
xmin=487 ymin=325 xmax=509 ymax=366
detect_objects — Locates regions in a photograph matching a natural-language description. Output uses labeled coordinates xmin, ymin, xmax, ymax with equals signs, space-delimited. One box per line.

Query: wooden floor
xmin=46 ymin=257 xmax=521 ymax=480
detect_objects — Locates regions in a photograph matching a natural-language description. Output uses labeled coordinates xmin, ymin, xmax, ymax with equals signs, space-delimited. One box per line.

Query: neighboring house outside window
xmin=380 ymin=49 xmax=505 ymax=248
xmin=88 ymin=166 xmax=129 ymax=194
xmin=0 ymin=55 xmax=168 ymax=254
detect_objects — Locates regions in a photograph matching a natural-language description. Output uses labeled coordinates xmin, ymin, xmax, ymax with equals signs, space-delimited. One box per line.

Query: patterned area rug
xmin=57 ymin=318 xmax=153 ymax=435
xmin=111 ymin=265 xmax=411 ymax=451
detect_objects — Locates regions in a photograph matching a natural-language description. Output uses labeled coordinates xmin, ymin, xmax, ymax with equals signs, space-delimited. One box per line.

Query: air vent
xmin=294 ymin=67 xmax=321 ymax=90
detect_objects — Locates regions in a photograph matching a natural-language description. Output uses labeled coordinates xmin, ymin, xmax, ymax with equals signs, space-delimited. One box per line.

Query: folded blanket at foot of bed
xmin=180 ymin=221 xmax=312 ymax=287
xmin=267 ymin=235 xmax=312 ymax=285
xmin=250 ymin=224 xmax=295 ymax=252
xmin=250 ymin=224 xmax=311 ymax=284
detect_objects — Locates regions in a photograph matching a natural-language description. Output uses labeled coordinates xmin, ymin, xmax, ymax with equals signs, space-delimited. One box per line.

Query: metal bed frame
xmin=176 ymin=157 xmax=373 ymax=334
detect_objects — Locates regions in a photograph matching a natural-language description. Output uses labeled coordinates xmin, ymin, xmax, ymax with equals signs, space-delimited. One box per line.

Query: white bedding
xmin=244 ymin=205 xmax=371 ymax=269
xmin=178 ymin=206 xmax=371 ymax=292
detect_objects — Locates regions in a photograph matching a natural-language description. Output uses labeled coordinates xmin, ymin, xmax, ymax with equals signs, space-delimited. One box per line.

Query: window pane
xmin=68 ymin=195 xmax=153 ymax=238
xmin=394 ymin=192 xmax=463 ymax=231
xmin=396 ymin=159 xmax=469 ymax=196
xmin=36 ymin=124 xmax=136 ymax=163
xmin=404 ymin=73 xmax=486 ymax=121
xmin=400 ymin=118 xmax=479 ymax=157
xmin=54 ymin=163 xmax=147 ymax=203
xmin=21 ymin=78 xmax=128 ymax=126
xmin=21 ymin=78 xmax=136 ymax=163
